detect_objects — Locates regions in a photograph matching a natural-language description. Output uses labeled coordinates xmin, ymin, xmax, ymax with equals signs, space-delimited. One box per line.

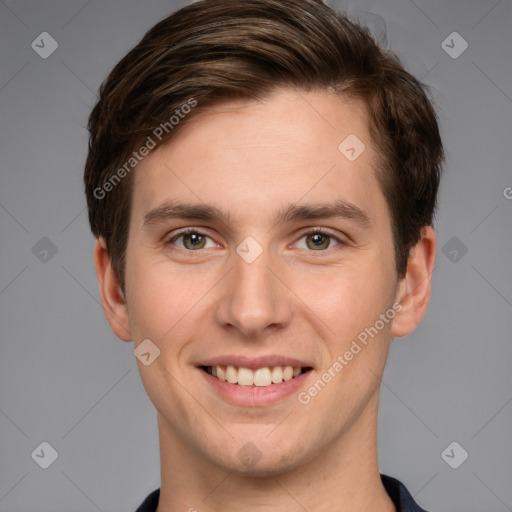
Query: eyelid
xmin=292 ymin=227 xmax=348 ymax=247
xmin=166 ymin=227 xmax=219 ymax=248
xmin=301 ymin=226 xmax=344 ymax=238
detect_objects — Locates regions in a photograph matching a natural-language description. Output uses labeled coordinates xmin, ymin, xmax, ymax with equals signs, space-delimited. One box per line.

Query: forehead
xmin=131 ymin=88 xmax=387 ymax=228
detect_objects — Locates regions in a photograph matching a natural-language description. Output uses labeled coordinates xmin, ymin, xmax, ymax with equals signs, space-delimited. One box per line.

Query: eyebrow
xmin=142 ymin=199 xmax=371 ymax=228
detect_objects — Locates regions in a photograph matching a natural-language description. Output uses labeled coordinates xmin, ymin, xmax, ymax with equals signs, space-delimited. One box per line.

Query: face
xmin=102 ymin=88 xmax=413 ymax=475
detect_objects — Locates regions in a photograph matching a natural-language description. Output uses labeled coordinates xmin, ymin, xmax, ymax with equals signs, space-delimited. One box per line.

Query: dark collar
xmin=136 ymin=474 xmax=429 ymax=512
xmin=381 ymin=474 xmax=429 ymax=512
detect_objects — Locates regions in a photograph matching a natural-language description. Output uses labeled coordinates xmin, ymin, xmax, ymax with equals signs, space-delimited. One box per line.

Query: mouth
xmin=201 ymin=364 xmax=313 ymax=387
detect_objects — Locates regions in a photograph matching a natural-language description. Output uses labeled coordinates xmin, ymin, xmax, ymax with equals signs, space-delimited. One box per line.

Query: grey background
xmin=0 ymin=0 xmax=511 ymax=510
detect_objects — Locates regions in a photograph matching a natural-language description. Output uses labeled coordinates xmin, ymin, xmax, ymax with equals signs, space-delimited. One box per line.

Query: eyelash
xmin=165 ymin=227 xmax=345 ymax=252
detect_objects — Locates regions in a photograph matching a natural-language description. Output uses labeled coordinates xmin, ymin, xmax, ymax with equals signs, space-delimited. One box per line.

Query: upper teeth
xmin=210 ymin=365 xmax=302 ymax=386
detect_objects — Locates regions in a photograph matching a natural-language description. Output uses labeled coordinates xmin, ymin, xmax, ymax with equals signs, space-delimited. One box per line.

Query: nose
xmin=214 ymin=246 xmax=293 ymax=338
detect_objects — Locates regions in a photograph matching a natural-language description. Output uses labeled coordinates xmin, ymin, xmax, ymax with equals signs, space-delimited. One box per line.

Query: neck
xmin=156 ymin=392 xmax=395 ymax=512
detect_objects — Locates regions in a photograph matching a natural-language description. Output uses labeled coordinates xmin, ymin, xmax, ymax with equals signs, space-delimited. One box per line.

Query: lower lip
xmin=199 ymin=368 xmax=313 ymax=407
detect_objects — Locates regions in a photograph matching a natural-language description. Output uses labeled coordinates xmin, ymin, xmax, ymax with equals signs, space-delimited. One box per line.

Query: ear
xmin=94 ymin=237 xmax=132 ymax=341
xmin=391 ymin=226 xmax=436 ymax=338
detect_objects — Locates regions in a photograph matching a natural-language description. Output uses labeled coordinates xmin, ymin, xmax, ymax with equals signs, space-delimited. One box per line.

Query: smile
xmin=202 ymin=365 xmax=312 ymax=387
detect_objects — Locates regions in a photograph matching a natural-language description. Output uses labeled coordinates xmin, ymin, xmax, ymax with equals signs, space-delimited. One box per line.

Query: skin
xmin=94 ymin=88 xmax=436 ymax=512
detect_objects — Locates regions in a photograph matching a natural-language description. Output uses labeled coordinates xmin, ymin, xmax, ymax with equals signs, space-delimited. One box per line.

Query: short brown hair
xmin=84 ymin=0 xmax=444 ymax=292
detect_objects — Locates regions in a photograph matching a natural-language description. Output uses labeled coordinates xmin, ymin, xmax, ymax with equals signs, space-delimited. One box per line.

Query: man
xmin=84 ymin=1 xmax=443 ymax=510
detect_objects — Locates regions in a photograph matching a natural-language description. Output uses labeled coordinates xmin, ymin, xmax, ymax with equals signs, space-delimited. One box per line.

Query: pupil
xmin=190 ymin=233 xmax=201 ymax=244
xmin=312 ymin=234 xmax=323 ymax=245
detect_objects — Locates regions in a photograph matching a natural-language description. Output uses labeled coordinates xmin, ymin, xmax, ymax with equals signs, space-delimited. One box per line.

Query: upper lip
xmin=198 ymin=355 xmax=314 ymax=370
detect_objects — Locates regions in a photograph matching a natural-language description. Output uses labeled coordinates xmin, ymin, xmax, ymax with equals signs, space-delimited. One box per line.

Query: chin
xmin=207 ymin=437 xmax=312 ymax=478
xmin=228 ymin=455 xmax=304 ymax=478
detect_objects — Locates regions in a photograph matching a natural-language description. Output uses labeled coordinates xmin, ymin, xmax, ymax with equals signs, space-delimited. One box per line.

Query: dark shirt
xmin=135 ymin=474 xmax=428 ymax=511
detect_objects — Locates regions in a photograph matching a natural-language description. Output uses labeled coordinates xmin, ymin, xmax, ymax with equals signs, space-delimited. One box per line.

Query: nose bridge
xmin=215 ymin=241 xmax=291 ymax=336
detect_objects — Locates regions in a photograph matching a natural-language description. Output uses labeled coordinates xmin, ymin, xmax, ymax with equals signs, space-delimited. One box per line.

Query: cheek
xmin=294 ymin=272 xmax=394 ymax=439
xmin=124 ymin=252 xmax=194 ymax=341
xmin=289 ymin=262 xmax=393 ymax=342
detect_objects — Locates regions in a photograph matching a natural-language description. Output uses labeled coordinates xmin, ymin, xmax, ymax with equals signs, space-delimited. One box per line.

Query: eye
xmin=295 ymin=229 xmax=342 ymax=251
xmin=167 ymin=229 xmax=217 ymax=250
xmin=167 ymin=228 xmax=343 ymax=252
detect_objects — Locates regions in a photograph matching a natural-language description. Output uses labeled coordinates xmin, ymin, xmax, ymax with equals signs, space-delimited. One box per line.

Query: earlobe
xmin=391 ymin=226 xmax=436 ymax=338
xmin=94 ymin=237 xmax=132 ymax=342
